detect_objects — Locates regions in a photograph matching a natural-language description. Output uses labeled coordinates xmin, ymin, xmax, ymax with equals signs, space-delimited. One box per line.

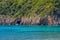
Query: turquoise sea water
xmin=0 ymin=25 xmax=60 ymax=40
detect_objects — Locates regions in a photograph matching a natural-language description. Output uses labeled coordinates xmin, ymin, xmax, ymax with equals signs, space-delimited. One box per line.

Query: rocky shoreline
xmin=0 ymin=15 xmax=60 ymax=25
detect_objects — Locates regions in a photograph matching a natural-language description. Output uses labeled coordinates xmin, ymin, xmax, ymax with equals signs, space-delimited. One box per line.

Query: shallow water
xmin=0 ymin=31 xmax=60 ymax=40
xmin=0 ymin=25 xmax=60 ymax=40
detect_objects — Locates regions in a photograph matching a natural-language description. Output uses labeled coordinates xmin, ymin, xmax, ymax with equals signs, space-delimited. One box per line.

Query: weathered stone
xmin=47 ymin=16 xmax=53 ymax=25
xmin=0 ymin=15 xmax=60 ymax=25
xmin=20 ymin=16 xmax=40 ymax=25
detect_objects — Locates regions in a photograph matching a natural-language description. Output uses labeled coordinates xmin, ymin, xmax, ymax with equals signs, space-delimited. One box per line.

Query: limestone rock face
xmin=47 ymin=15 xmax=60 ymax=25
xmin=47 ymin=16 xmax=53 ymax=25
xmin=0 ymin=15 xmax=60 ymax=25
xmin=58 ymin=18 xmax=60 ymax=25
xmin=31 ymin=16 xmax=40 ymax=25
xmin=0 ymin=15 xmax=15 ymax=25
xmin=20 ymin=16 xmax=40 ymax=25
xmin=21 ymin=17 xmax=31 ymax=25
xmin=12 ymin=16 xmax=60 ymax=25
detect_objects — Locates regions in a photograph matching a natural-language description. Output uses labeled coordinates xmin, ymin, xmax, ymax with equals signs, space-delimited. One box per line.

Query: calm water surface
xmin=0 ymin=25 xmax=60 ymax=40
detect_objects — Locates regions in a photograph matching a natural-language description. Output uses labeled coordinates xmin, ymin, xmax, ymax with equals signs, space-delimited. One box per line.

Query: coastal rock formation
xmin=11 ymin=18 xmax=21 ymax=25
xmin=47 ymin=16 xmax=53 ymax=25
xmin=21 ymin=16 xmax=40 ymax=25
xmin=0 ymin=15 xmax=60 ymax=25
xmin=0 ymin=15 xmax=15 ymax=25
xmin=47 ymin=15 xmax=60 ymax=25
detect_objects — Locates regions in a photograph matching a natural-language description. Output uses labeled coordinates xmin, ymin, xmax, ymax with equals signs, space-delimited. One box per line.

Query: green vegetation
xmin=0 ymin=0 xmax=60 ymax=18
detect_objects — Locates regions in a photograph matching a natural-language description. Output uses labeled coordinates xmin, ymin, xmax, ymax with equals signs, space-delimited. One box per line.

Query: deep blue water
xmin=0 ymin=25 xmax=60 ymax=40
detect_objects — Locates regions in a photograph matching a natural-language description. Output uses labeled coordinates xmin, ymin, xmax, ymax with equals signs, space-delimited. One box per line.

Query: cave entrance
xmin=16 ymin=20 xmax=21 ymax=25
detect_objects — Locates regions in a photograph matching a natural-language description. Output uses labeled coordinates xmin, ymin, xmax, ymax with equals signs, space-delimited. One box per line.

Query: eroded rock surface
xmin=0 ymin=15 xmax=60 ymax=25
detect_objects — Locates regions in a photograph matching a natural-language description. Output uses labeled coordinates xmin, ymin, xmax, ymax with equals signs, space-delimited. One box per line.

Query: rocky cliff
xmin=0 ymin=15 xmax=60 ymax=25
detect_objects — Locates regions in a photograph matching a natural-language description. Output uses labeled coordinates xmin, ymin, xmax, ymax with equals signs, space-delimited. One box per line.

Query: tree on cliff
xmin=0 ymin=0 xmax=60 ymax=18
